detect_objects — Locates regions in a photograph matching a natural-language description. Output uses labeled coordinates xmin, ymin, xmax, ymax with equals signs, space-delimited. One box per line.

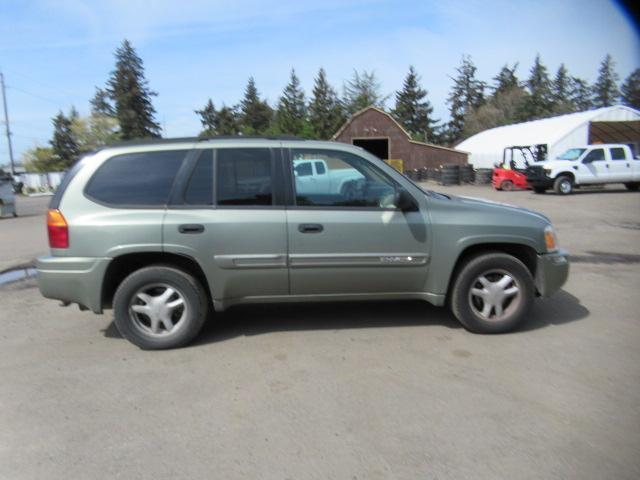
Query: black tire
xmin=450 ymin=252 xmax=535 ymax=334
xmin=553 ymin=175 xmax=573 ymax=195
xmin=113 ymin=265 xmax=208 ymax=349
xmin=500 ymin=180 xmax=514 ymax=191
xmin=624 ymin=182 xmax=639 ymax=191
xmin=533 ymin=187 xmax=547 ymax=194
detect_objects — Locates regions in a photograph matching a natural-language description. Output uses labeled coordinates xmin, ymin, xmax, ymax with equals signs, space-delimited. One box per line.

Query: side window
xmin=291 ymin=149 xmax=397 ymax=208
xmin=293 ymin=162 xmax=312 ymax=177
xmin=315 ymin=161 xmax=326 ymax=174
xmin=583 ymin=149 xmax=605 ymax=163
xmin=86 ymin=150 xmax=187 ymax=206
xmin=216 ymin=148 xmax=273 ymax=206
xmin=610 ymin=148 xmax=626 ymax=161
xmin=184 ymin=150 xmax=213 ymax=205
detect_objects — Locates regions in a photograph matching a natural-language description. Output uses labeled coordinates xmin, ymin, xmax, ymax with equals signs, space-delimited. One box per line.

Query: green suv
xmin=37 ymin=138 xmax=569 ymax=349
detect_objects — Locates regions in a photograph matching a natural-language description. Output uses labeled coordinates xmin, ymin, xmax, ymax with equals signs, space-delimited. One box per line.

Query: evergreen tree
xmin=215 ymin=105 xmax=240 ymax=135
xmin=343 ymin=70 xmax=387 ymax=114
xmin=522 ymin=55 xmax=554 ymax=120
xmin=195 ymin=99 xmax=217 ymax=137
xmin=308 ymin=68 xmax=344 ymax=139
xmin=239 ymin=77 xmax=273 ymax=134
xmin=445 ymin=55 xmax=485 ymax=144
xmin=493 ymin=63 xmax=520 ymax=95
xmin=621 ymin=68 xmax=640 ymax=109
xmin=276 ymin=69 xmax=307 ymax=135
xmin=569 ymin=77 xmax=592 ymax=111
xmin=106 ymin=39 xmax=161 ymax=139
xmin=392 ymin=66 xmax=438 ymax=142
xmin=50 ymin=110 xmax=79 ymax=169
xmin=91 ymin=87 xmax=115 ymax=117
xmin=552 ymin=64 xmax=574 ymax=114
xmin=592 ymin=54 xmax=620 ymax=107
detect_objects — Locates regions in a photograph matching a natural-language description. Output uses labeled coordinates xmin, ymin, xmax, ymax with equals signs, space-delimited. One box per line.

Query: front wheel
xmin=113 ymin=265 xmax=208 ymax=349
xmin=624 ymin=182 xmax=639 ymax=191
xmin=450 ymin=253 xmax=535 ymax=333
xmin=554 ymin=175 xmax=573 ymax=195
xmin=500 ymin=180 xmax=514 ymax=191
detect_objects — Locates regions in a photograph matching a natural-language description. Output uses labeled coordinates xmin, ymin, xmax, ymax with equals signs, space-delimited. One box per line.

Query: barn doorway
xmin=353 ymin=138 xmax=389 ymax=160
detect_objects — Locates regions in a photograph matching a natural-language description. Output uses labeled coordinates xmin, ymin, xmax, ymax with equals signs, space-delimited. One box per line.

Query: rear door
xmin=608 ymin=147 xmax=633 ymax=182
xmin=284 ymin=147 xmax=430 ymax=296
xmin=163 ymin=146 xmax=289 ymax=303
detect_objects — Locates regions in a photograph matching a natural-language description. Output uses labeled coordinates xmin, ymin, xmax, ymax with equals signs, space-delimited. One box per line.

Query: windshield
xmin=557 ymin=148 xmax=586 ymax=161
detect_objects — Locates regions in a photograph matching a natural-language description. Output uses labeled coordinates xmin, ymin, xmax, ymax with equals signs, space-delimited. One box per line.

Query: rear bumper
xmin=36 ymin=256 xmax=111 ymax=313
xmin=535 ymin=249 xmax=569 ymax=297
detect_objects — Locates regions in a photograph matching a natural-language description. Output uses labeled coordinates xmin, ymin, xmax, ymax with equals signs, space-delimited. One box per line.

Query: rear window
xmin=216 ymin=148 xmax=273 ymax=206
xmin=610 ymin=147 xmax=626 ymax=161
xmin=86 ymin=150 xmax=187 ymax=206
xmin=184 ymin=150 xmax=214 ymax=205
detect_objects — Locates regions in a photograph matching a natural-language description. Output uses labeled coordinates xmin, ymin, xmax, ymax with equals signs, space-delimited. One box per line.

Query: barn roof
xmin=333 ymin=106 xmax=465 ymax=154
xmin=457 ymin=105 xmax=640 ymax=154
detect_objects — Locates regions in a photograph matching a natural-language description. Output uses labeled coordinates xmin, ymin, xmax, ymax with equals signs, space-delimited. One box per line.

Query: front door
xmin=163 ymin=147 xmax=289 ymax=302
xmin=579 ymin=148 xmax=610 ymax=184
xmin=285 ymin=148 xmax=430 ymax=296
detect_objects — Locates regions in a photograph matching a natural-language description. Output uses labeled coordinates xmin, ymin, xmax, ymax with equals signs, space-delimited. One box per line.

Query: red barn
xmin=332 ymin=107 xmax=468 ymax=170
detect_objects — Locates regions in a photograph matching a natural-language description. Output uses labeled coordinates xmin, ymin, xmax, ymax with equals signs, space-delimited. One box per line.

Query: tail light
xmin=47 ymin=209 xmax=69 ymax=249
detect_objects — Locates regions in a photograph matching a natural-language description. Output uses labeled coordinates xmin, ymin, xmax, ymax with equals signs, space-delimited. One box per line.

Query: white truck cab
xmin=526 ymin=144 xmax=640 ymax=194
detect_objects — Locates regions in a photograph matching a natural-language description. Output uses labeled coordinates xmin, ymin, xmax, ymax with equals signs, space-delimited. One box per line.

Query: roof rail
xmin=103 ymin=135 xmax=305 ymax=149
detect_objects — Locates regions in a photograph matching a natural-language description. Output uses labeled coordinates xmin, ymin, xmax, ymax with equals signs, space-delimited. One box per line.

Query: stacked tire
xmin=440 ymin=164 xmax=461 ymax=185
xmin=475 ymin=168 xmax=493 ymax=185
xmin=461 ymin=164 xmax=475 ymax=183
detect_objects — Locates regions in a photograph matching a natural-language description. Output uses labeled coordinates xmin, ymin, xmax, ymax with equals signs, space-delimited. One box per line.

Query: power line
xmin=6 ymin=84 xmax=66 ymax=107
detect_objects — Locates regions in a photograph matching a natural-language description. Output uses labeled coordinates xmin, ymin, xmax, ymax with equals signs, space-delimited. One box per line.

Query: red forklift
xmin=493 ymin=144 xmax=547 ymax=191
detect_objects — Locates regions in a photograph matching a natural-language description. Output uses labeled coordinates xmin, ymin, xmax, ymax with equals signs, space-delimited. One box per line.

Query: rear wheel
xmin=554 ymin=175 xmax=573 ymax=195
xmin=500 ymin=180 xmax=514 ymax=191
xmin=533 ymin=186 xmax=547 ymax=194
xmin=450 ymin=252 xmax=534 ymax=333
xmin=113 ymin=265 xmax=208 ymax=349
xmin=624 ymin=182 xmax=639 ymax=191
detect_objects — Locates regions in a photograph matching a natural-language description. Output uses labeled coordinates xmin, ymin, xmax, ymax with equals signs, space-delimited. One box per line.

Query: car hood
xmin=530 ymin=160 xmax=574 ymax=168
xmin=452 ymin=194 xmax=551 ymax=224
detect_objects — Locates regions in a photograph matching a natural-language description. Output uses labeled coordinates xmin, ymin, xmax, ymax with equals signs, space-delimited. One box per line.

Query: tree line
xmin=23 ymin=40 xmax=640 ymax=172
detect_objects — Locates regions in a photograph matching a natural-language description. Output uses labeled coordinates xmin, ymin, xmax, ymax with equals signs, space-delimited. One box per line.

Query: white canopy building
xmin=457 ymin=106 xmax=640 ymax=168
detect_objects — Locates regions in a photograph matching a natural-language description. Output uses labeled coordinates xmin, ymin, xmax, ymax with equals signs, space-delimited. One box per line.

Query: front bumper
xmin=535 ymin=249 xmax=569 ymax=297
xmin=525 ymin=167 xmax=554 ymax=188
xmin=36 ymin=256 xmax=111 ymax=313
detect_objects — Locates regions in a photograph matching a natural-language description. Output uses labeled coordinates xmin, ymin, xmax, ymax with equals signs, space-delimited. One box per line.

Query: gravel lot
xmin=1 ymin=185 xmax=639 ymax=479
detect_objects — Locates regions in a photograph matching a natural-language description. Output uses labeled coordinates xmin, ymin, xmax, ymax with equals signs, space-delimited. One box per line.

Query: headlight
xmin=544 ymin=225 xmax=559 ymax=252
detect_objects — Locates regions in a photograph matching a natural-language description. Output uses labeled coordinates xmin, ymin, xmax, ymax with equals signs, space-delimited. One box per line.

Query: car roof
xmin=94 ymin=136 xmax=368 ymax=156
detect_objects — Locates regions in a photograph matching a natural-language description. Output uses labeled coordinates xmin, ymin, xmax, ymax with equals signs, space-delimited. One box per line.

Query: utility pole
xmin=1 ymin=71 xmax=16 ymax=175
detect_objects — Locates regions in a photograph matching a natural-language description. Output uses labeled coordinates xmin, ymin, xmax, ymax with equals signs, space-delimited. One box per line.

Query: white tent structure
xmin=457 ymin=106 xmax=640 ymax=168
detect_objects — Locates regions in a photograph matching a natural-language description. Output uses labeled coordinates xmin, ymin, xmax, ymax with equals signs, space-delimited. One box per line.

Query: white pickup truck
xmin=526 ymin=144 xmax=640 ymax=194
xmin=293 ymin=158 xmax=364 ymax=195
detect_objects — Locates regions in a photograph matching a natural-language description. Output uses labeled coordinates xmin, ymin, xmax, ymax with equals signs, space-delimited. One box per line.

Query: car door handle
xmin=298 ymin=223 xmax=323 ymax=233
xmin=606 ymin=164 xmax=610 ymax=168
xmin=178 ymin=224 xmax=205 ymax=234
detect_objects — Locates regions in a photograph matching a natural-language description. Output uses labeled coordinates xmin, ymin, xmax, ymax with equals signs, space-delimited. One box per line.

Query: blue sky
xmin=1 ymin=0 xmax=639 ymax=166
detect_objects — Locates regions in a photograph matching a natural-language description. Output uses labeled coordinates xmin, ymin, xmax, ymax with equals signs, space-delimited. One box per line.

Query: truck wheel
xmin=113 ymin=265 xmax=208 ymax=349
xmin=624 ymin=182 xmax=639 ymax=191
xmin=553 ymin=176 xmax=573 ymax=195
xmin=533 ymin=187 xmax=546 ymax=194
xmin=500 ymin=180 xmax=514 ymax=191
xmin=450 ymin=252 xmax=534 ymax=334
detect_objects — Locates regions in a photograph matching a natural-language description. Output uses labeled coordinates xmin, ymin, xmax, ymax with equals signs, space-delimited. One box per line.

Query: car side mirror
xmin=395 ymin=189 xmax=418 ymax=212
